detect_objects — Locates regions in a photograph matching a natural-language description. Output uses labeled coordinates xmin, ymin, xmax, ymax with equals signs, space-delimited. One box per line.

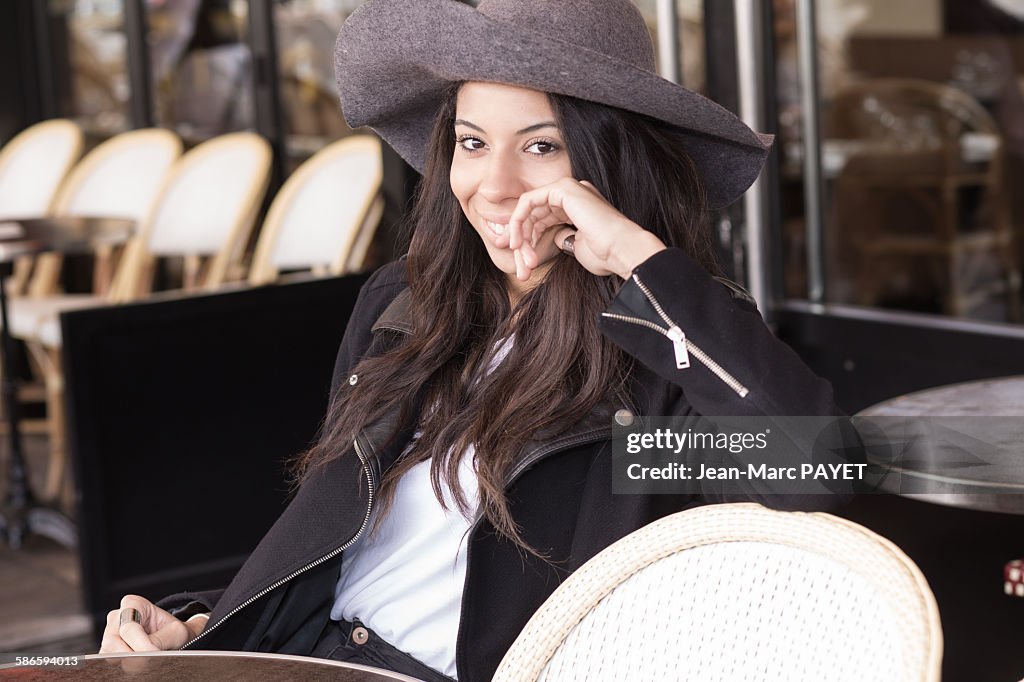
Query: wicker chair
xmin=7 ymin=131 xmax=270 ymax=507
xmin=492 ymin=503 xmax=942 ymax=682
xmin=247 ymin=135 xmax=383 ymax=285
xmin=0 ymin=119 xmax=84 ymax=295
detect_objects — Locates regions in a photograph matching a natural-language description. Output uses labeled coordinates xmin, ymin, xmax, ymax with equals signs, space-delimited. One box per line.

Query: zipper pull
xmin=666 ymin=325 xmax=690 ymax=369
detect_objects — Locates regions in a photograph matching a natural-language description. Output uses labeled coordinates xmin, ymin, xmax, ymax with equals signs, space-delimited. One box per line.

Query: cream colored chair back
xmin=109 ymin=131 xmax=272 ymax=302
xmin=0 ymin=119 xmax=83 ymax=220
xmin=18 ymin=128 xmax=185 ymax=299
xmin=248 ymin=135 xmax=383 ymax=285
xmin=53 ymin=128 xmax=183 ymax=220
xmin=493 ymin=503 xmax=942 ymax=682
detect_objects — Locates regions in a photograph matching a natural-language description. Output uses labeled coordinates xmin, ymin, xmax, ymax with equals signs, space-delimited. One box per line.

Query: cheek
xmin=522 ymin=153 xmax=573 ymax=187
xmin=449 ymin=163 xmax=474 ymax=207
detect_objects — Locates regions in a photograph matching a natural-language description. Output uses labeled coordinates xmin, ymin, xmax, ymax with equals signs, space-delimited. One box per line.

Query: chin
xmin=484 ymin=247 xmax=517 ymax=275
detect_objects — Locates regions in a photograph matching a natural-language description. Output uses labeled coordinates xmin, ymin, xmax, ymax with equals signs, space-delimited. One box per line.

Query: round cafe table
xmin=0 ymin=651 xmax=426 ymax=681
xmin=855 ymin=375 xmax=1024 ymax=514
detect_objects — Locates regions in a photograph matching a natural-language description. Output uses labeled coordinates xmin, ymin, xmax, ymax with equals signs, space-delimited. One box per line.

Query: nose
xmin=477 ymin=149 xmax=525 ymax=204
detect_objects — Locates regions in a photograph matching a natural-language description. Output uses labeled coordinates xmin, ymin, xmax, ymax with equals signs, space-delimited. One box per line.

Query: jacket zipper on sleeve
xmin=180 ymin=440 xmax=377 ymax=649
xmin=602 ymin=273 xmax=749 ymax=398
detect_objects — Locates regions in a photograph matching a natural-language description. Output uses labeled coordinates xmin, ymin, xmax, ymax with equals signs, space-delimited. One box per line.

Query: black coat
xmin=159 ymin=248 xmax=846 ymax=681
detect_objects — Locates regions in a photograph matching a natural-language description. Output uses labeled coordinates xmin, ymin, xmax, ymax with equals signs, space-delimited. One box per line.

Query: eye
xmin=456 ymin=134 xmax=485 ymax=153
xmin=525 ymin=138 xmax=561 ymax=156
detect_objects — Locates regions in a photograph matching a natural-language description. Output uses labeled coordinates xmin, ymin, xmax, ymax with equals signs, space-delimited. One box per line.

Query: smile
xmin=483 ymin=219 xmax=508 ymax=236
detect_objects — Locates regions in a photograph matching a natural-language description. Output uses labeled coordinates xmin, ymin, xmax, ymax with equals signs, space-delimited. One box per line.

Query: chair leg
xmin=42 ymin=349 xmax=66 ymax=505
xmin=26 ymin=341 xmax=66 ymax=505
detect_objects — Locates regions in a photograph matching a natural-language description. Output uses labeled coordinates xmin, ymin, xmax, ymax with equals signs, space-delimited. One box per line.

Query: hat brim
xmin=335 ymin=0 xmax=772 ymax=209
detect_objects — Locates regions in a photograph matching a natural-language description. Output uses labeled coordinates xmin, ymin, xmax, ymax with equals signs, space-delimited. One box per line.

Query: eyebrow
xmin=454 ymin=119 xmax=559 ymax=135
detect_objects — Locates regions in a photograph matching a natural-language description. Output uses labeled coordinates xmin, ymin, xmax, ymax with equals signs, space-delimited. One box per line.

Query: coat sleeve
xmin=599 ymin=247 xmax=859 ymax=511
xmin=156 ymin=261 xmax=408 ymax=621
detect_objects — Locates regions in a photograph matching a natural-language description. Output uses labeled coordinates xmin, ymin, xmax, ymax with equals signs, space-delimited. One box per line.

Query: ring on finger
xmin=561 ymin=234 xmax=576 ymax=255
xmin=119 ymin=608 xmax=142 ymax=627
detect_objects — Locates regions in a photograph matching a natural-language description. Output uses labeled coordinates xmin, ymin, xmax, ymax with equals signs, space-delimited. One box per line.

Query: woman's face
xmin=450 ymin=82 xmax=573 ymax=298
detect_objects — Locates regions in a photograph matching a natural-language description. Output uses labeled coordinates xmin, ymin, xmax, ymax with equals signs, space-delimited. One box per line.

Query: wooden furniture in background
xmin=831 ymin=78 xmax=1020 ymax=319
xmin=0 ymin=120 xmax=84 ymax=296
xmin=248 ymin=134 xmax=383 ymax=286
xmin=7 ymin=132 xmax=272 ymax=509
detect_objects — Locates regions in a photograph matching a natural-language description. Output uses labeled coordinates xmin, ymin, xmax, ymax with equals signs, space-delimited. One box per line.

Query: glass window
xmin=632 ymin=0 xmax=707 ymax=92
xmin=51 ymin=0 xmax=132 ymax=137
xmin=273 ymin=0 xmax=367 ymax=162
xmin=149 ymin=0 xmax=255 ymax=142
xmin=777 ymin=0 xmax=1023 ymax=324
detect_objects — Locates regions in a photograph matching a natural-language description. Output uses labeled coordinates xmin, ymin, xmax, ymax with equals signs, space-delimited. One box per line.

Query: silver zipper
xmin=181 ymin=439 xmax=377 ymax=649
xmin=453 ymin=427 xmax=609 ymax=680
xmin=602 ymin=274 xmax=749 ymax=398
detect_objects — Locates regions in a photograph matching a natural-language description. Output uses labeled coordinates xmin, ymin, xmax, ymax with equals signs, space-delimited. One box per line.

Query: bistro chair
xmin=0 ymin=119 xmax=84 ymax=294
xmin=7 ymin=131 xmax=271 ymax=505
xmin=493 ymin=502 xmax=942 ymax=682
xmin=0 ymin=119 xmax=84 ymax=221
xmin=831 ymin=78 xmax=1020 ymax=320
xmin=248 ymin=134 xmax=383 ymax=286
xmin=26 ymin=127 xmax=184 ymax=299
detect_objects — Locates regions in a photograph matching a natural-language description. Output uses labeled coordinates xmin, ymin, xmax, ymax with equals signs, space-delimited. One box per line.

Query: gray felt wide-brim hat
xmin=334 ymin=0 xmax=773 ymax=209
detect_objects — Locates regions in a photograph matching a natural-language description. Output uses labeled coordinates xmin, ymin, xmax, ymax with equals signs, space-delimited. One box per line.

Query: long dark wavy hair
xmin=294 ymin=82 xmax=719 ymax=556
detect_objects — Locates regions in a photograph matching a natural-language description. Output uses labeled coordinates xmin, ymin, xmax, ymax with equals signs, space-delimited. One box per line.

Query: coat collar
xmin=362 ymin=285 xmax=617 ymax=483
xmin=371 ymin=288 xmax=413 ymax=334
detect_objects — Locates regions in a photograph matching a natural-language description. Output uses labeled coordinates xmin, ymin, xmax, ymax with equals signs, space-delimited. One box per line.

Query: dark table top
xmin=856 ymin=375 xmax=1024 ymax=514
xmin=0 ymin=216 xmax=135 ymax=261
xmin=0 ymin=651 xmax=426 ymax=681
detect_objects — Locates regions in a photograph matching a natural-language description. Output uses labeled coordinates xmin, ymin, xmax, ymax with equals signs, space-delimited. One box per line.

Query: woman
xmin=99 ymin=1 xmax=848 ymax=680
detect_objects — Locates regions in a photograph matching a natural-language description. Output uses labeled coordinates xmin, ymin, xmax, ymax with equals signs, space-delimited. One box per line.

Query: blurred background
xmin=1 ymin=1 xmax=1024 ymax=680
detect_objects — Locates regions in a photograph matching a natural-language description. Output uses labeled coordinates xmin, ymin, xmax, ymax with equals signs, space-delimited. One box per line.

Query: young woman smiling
xmin=99 ymin=1 xmax=849 ymax=680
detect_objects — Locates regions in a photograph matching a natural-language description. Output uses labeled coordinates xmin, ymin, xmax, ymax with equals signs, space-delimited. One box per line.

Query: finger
xmin=119 ymin=594 xmax=172 ymax=633
xmin=578 ymin=179 xmax=608 ymax=200
xmin=517 ymin=205 xmax=563 ymax=251
xmin=514 ymin=248 xmax=529 ymax=282
xmin=518 ymin=239 xmax=536 ymax=269
xmin=119 ymin=619 xmax=159 ymax=652
xmin=147 ymin=617 xmax=193 ymax=651
xmin=117 ymin=597 xmax=161 ymax=653
xmin=99 ymin=632 xmax=133 ymax=654
xmin=508 ymin=205 xmax=523 ymax=251
xmin=510 ymin=189 xmax=553 ymax=250
xmin=100 ymin=609 xmax=133 ymax=653
xmin=509 ymin=189 xmax=553 ymax=248
xmin=529 ymin=215 xmax=570 ymax=249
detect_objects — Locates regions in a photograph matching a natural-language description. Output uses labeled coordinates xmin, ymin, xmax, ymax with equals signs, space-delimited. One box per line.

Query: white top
xmin=331 ymin=337 xmax=513 ymax=679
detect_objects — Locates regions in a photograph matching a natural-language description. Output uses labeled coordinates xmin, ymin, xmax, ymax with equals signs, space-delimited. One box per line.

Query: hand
xmin=506 ymin=177 xmax=666 ymax=281
xmin=99 ymin=595 xmax=208 ymax=653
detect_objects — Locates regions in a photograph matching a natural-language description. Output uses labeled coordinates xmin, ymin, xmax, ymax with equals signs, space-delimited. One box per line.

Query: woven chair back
xmin=108 ymin=131 xmax=272 ymax=301
xmin=0 ymin=119 xmax=83 ymax=220
xmin=493 ymin=503 xmax=942 ymax=682
xmin=53 ymin=128 xmax=183 ymax=221
xmin=248 ymin=134 xmax=382 ymax=285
